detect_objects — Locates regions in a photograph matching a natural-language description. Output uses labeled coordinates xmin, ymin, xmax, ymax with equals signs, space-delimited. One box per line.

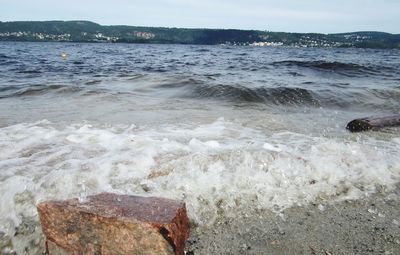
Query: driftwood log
xmin=346 ymin=115 xmax=400 ymax=132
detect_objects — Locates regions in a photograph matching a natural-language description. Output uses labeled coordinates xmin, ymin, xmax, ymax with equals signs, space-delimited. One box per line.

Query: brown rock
xmin=37 ymin=193 xmax=190 ymax=255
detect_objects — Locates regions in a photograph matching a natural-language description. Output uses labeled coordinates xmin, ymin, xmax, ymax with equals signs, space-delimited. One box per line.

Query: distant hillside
xmin=0 ymin=20 xmax=399 ymax=49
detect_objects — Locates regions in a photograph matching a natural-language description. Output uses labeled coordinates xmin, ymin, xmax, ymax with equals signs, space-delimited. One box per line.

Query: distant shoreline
xmin=1 ymin=20 xmax=399 ymax=49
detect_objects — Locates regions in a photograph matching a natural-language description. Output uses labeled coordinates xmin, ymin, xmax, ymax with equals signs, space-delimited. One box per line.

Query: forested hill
xmin=1 ymin=20 xmax=399 ymax=49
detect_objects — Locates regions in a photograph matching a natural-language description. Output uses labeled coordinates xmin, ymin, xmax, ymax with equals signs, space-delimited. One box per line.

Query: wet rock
xmin=37 ymin=193 xmax=190 ymax=255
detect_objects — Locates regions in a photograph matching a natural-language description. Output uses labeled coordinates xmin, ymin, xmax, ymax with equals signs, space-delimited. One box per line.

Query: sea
xmin=0 ymin=42 xmax=399 ymax=253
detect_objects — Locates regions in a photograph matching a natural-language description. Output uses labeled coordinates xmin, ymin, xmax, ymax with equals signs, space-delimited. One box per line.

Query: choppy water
xmin=0 ymin=42 xmax=400 ymax=253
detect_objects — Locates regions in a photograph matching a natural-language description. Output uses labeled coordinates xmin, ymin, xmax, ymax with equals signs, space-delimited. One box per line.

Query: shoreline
xmin=1 ymin=189 xmax=399 ymax=254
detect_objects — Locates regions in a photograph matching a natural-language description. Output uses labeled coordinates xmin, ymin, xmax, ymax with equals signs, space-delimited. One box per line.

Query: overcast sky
xmin=1 ymin=0 xmax=399 ymax=33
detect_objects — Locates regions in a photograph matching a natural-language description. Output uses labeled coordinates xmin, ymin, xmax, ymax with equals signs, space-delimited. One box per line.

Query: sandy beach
xmin=188 ymin=188 xmax=400 ymax=255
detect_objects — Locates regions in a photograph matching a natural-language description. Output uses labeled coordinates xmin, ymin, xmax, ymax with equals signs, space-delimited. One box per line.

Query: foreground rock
xmin=37 ymin=193 xmax=189 ymax=255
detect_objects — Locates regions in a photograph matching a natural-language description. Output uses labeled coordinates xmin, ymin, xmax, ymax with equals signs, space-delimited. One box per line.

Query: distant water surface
xmin=0 ymin=42 xmax=399 ymax=253
xmin=1 ymin=42 xmax=400 ymax=124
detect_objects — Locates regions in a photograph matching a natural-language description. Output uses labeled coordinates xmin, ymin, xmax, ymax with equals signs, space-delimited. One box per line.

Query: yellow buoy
xmin=61 ymin=52 xmax=68 ymax=60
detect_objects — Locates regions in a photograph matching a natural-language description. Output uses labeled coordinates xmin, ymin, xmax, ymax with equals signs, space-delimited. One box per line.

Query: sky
xmin=1 ymin=0 xmax=399 ymax=33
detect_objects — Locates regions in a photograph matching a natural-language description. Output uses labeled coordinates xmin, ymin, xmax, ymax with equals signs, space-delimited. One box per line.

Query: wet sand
xmin=187 ymin=188 xmax=400 ymax=255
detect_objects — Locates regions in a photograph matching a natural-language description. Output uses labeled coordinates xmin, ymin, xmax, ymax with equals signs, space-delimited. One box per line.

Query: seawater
xmin=0 ymin=42 xmax=400 ymax=253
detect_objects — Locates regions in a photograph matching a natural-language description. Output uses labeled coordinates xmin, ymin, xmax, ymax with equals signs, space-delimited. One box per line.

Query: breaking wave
xmin=272 ymin=60 xmax=395 ymax=77
xmin=181 ymin=83 xmax=319 ymax=106
xmin=0 ymin=85 xmax=82 ymax=98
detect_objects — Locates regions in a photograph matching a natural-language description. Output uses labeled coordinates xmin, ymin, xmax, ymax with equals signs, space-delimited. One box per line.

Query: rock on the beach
xmin=37 ymin=193 xmax=190 ymax=255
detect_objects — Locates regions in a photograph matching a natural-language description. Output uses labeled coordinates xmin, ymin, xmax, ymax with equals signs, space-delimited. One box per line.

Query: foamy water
xmin=0 ymin=42 xmax=400 ymax=253
xmin=1 ymin=118 xmax=399 ymax=252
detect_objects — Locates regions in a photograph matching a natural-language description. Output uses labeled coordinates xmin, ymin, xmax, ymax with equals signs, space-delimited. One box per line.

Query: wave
xmin=153 ymin=77 xmax=400 ymax=111
xmin=17 ymin=69 xmax=43 ymax=74
xmin=0 ymin=53 xmax=10 ymax=59
xmin=192 ymin=85 xmax=319 ymax=105
xmin=0 ymin=60 xmax=19 ymax=66
xmin=0 ymin=85 xmax=82 ymax=99
xmin=272 ymin=60 xmax=393 ymax=77
xmin=194 ymin=48 xmax=211 ymax=52
xmin=156 ymin=81 xmax=320 ymax=106
xmin=3 ymin=78 xmax=398 ymax=111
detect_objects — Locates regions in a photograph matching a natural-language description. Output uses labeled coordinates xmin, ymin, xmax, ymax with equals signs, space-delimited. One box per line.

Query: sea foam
xmin=0 ymin=118 xmax=399 ymax=252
